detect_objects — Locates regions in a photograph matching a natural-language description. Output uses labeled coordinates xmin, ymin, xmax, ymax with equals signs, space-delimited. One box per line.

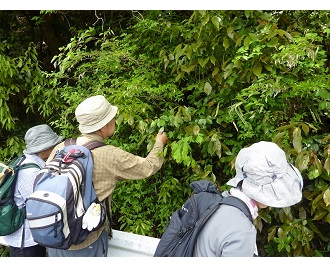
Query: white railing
xmin=0 ymin=229 xmax=160 ymax=257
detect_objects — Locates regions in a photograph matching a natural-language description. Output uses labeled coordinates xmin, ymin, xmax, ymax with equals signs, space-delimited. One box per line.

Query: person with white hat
xmin=4 ymin=124 xmax=63 ymax=257
xmin=46 ymin=94 xmax=168 ymax=257
xmin=193 ymin=141 xmax=304 ymax=257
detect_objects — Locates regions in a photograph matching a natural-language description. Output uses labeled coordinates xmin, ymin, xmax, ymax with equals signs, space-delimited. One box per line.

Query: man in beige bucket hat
xmin=193 ymin=141 xmax=303 ymax=257
xmin=47 ymin=95 xmax=168 ymax=257
xmin=4 ymin=124 xmax=63 ymax=257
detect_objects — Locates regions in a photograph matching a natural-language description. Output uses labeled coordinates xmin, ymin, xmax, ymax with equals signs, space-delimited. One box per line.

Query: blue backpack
xmin=153 ymin=180 xmax=253 ymax=257
xmin=26 ymin=139 xmax=108 ymax=249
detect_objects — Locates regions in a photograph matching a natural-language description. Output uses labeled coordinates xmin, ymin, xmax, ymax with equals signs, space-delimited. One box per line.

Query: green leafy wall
xmin=0 ymin=10 xmax=329 ymax=256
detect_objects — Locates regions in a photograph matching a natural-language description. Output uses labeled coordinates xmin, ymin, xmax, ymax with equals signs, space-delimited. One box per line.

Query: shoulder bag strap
xmin=220 ymin=196 xmax=253 ymax=223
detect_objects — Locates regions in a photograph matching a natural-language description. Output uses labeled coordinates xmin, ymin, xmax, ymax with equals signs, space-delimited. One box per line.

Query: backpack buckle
xmin=62 ymin=149 xmax=78 ymax=163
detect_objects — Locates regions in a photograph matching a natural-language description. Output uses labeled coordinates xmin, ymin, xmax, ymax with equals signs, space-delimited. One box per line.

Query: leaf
xmin=204 ymin=82 xmax=212 ymax=95
xmin=267 ymin=37 xmax=278 ymax=47
xmin=227 ymin=27 xmax=234 ymax=39
xmin=214 ymin=139 xmax=222 ymax=159
xmin=277 ymin=227 xmax=284 ymax=240
xmin=324 ymin=157 xmax=330 ymax=175
xmin=212 ymin=67 xmax=219 ymax=77
xmin=301 ymin=123 xmax=309 ymax=134
xmin=252 ymin=62 xmax=262 ymax=76
xmin=201 ymin=14 xmax=209 ymax=26
xmin=210 ymin=56 xmax=217 ymax=65
xmin=174 ymin=44 xmax=182 ymax=60
xmin=223 ymin=38 xmax=230 ymax=50
xmin=299 ymin=207 xmax=307 ymax=220
xmin=235 ymin=35 xmax=245 ymax=47
xmin=308 ymin=166 xmax=320 ymax=179
xmin=268 ymin=227 xmax=276 ymax=241
xmin=193 ymin=125 xmax=200 ymax=136
xmin=186 ymin=46 xmax=192 ymax=59
xmin=273 ymin=131 xmax=285 ymax=143
xmin=313 ymin=209 xmax=327 ymax=221
xmin=323 ymin=189 xmax=330 ymax=206
xmin=313 ymin=153 xmax=323 ymax=174
xmin=283 ymin=31 xmax=294 ymax=42
xmin=202 ymin=57 xmax=209 ymax=67
xmin=243 ymin=36 xmax=251 ymax=47
xmin=214 ymin=73 xmax=222 ymax=84
xmin=293 ymin=127 xmax=302 ymax=153
xmin=295 ymin=153 xmax=310 ymax=172
xmin=211 ymin=16 xmax=220 ymax=31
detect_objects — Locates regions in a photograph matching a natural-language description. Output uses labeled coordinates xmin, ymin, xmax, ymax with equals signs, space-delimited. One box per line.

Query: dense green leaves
xmin=0 ymin=10 xmax=329 ymax=256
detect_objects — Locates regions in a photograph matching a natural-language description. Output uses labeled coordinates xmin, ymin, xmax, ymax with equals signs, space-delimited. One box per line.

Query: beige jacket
xmin=46 ymin=133 xmax=165 ymax=250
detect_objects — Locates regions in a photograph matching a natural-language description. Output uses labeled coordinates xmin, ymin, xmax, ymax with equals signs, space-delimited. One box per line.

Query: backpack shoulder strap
xmin=220 ymin=195 xmax=253 ymax=223
xmin=64 ymin=138 xmax=105 ymax=150
xmin=16 ymin=155 xmax=41 ymax=170
xmin=64 ymin=138 xmax=77 ymax=146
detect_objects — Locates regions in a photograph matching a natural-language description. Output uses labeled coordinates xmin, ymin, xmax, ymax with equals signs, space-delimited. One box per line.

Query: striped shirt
xmin=4 ymin=154 xmax=44 ymax=247
xmin=46 ymin=133 xmax=165 ymax=250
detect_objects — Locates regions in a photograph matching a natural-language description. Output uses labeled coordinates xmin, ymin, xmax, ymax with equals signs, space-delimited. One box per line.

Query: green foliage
xmin=0 ymin=42 xmax=48 ymax=160
xmin=0 ymin=10 xmax=329 ymax=256
xmin=0 ymin=245 xmax=9 ymax=257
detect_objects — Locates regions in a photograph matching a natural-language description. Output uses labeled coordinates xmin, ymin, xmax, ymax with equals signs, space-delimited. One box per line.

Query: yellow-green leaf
xmin=295 ymin=153 xmax=310 ymax=172
xmin=204 ymin=82 xmax=212 ymax=95
xmin=214 ymin=73 xmax=222 ymax=84
xmin=193 ymin=125 xmax=200 ymax=136
xmin=186 ymin=46 xmax=192 ymax=60
xmin=210 ymin=56 xmax=217 ymax=65
xmin=227 ymin=27 xmax=234 ymax=39
xmin=264 ymin=64 xmax=272 ymax=72
xmin=301 ymin=123 xmax=309 ymax=134
xmin=324 ymin=157 xmax=330 ymax=175
xmin=211 ymin=16 xmax=220 ymax=31
xmin=314 ymin=155 xmax=323 ymax=174
xmin=201 ymin=14 xmax=209 ymax=26
xmin=323 ymin=189 xmax=330 ymax=206
xmin=244 ymin=36 xmax=251 ymax=47
xmin=293 ymin=127 xmax=302 ymax=153
xmin=223 ymin=38 xmax=230 ymax=50
xmin=252 ymin=62 xmax=262 ymax=76
xmin=212 ymin=67 xmax=219 ymax=77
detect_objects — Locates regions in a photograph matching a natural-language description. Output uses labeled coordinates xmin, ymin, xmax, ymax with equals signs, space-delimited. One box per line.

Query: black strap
xmin=220 ymin=196 xmax=253 ymax=223
xmin=105 ymin=198 xmax=113 ymax=239
xmin=20 ymin=209 xmax=26 ymax=249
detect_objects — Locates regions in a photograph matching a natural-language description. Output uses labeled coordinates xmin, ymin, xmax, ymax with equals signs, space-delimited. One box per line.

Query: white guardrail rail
xmin=0 ymin=229 xmax=160 ymax=257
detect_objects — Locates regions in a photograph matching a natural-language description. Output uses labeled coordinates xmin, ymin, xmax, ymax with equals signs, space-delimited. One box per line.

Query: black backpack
xmin=153 ymin=180 xmax=253 ymax=257
xmin=0 ymin=155 xmax=40 ymax=236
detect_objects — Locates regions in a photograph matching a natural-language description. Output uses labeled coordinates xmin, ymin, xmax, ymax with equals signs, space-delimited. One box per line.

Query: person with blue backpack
xmin=4 ymin=124 xmax=63 ymax=257
xmin=45 ymin=94 xmax=168 ymax=257
xmin=193 ymin=141 xmax=304 ymax=257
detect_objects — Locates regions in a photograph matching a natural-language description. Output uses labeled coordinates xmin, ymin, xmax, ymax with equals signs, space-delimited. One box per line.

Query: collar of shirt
xmin=23 ymin=153 xmax=45 ymax=168
xmin=77 ymin=133 xmax=104 ymax=145
xmin=228 ymin=187 xmax=259 ymax=219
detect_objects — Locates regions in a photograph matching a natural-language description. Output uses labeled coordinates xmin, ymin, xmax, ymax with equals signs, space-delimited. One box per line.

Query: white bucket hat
xmin=227 ymin=141 xmax=303 ymax=207
xmin=75 ymin=95 xmax=118 ymax=134
xmin=23 ymin=124 xmax=63 ymax=155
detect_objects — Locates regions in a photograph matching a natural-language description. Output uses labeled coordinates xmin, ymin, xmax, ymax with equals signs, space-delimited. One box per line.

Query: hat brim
xmin=23 ymin=136 xmax=63 ymax=155
xmin=227 ymin=164 xmax=303 ymax=208
xmin=78 ymin=105 xmax=118 ymax=134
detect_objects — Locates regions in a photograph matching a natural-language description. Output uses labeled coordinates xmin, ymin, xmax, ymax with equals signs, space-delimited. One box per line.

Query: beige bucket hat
xmin=227 ymin=141 xmax=303 ymax=207
xmin=75 ymin=95 xmax=118 ymax=134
